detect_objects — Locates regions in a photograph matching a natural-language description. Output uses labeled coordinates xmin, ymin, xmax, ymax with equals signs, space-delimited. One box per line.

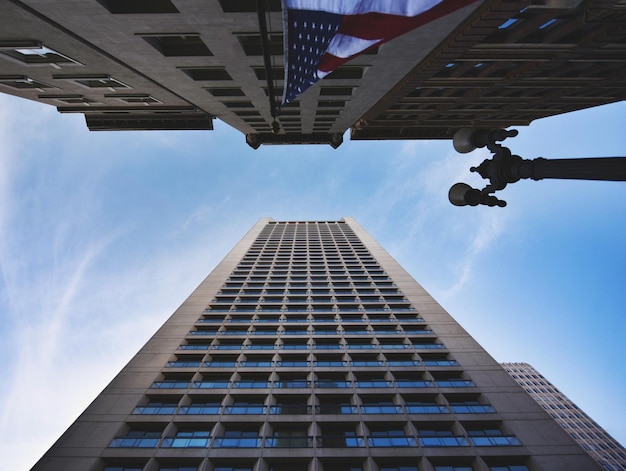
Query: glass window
xmin=360 ymin=404 xmax=402 ymax=414
xmin=467 ymin=429 xmax=521 ymax=446
xmin=489 ymin=467 xmax=529 ymax=471
xmin=133 ymin=402 xmax=177 ymax=415
xmin=368 ymin=430 xmax=416 ymax=447
xmin=213 ymin=430 xmax=261 ymax=448
xmin=0 ymin=76 xmax=53 ymax=89
xmin=192 ymin=380 xmax=229 ymax=388
xmin=225 ymin=403 xmax=266 ymax=414
xmin=179 ymin=402 xmax=221 ymax=415
xmin=450 ymin=401 xmax=495 ymax=413
xmin=67 ymin=75 xmax=130 ymax=89
xmin=96 ymin=0 xmax=179 ymax=13
xmin=434 ymin=467 xmax=473 ymax=471
xmin=161 ymin=430 xmax=210 ymax=448
xmin=109 ymin=431 xmax=161 ymax=448
xmin=142 ymin=35 xmax=212 ymax=57
xmin=418 ymin=430 xmax=468 ymax=447
xmin=0 ymin=43 xmax=80 ymax=65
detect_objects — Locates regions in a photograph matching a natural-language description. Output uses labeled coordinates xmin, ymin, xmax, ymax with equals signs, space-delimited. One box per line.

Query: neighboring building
xmin=501 ymin=362 xmax=626 ymax=471
xmin=33 ymin=218 xmax=600 ymax=471
xmin=1 ymin=1 xmax=624 ymax=147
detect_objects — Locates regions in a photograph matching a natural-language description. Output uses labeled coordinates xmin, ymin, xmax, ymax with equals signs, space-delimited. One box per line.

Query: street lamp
xmin=449 ymin=128 xmax=626 ymax=207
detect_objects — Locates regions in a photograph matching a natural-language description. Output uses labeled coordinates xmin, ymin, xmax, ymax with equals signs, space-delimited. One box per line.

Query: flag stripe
xmin=284 ymin=0 xmax=443 ymax=17
xmin=318 ymin=0 xmax=478 ymax=73
xmin=281 ymin=0 xmax=478 ymax=105
xmin=325 ymin=34 xmax=380 ymax=59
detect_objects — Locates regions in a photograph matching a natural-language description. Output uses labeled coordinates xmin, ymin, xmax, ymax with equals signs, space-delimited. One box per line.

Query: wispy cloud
xmin=353 ymin=139 xmax=510 ymax=297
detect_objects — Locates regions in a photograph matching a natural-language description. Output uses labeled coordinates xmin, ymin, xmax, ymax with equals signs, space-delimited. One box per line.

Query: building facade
xmin=501 ymin=362 xmax=626 ymax=471
xmin=33 ymin=218 xmax=600 ymax=471
xmin=1 ymin=1 xmax=624 ymax=147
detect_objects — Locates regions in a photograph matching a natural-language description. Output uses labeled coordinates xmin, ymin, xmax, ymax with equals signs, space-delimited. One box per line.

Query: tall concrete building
xmin=33 ymin=218 xmax=600 ymax=471
xmin=501 ymin=362 xmax=626 ymax=471
xmin=1 ymin=0 xmax=625 ymax=147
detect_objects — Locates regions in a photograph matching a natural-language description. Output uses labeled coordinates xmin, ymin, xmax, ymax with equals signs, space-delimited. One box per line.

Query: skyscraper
xmin=501 ymin=362 xmax=626 ymax=471
xmin=33 ymin=218 xmax=600 ymax=471
xmin=1 ymin=1 xmax=624 ymax=146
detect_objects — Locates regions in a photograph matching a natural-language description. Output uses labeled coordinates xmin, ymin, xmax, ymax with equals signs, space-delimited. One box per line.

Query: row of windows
xmin=191 ymin=327 xmax=432 ymax=336
xmin=201 ymin=313 xmax=422 ymax=322
xmin=239 ymin=247 xmax=373 ymax=255
xmin=179 ymin=342 xmax=444 ymax=352
xmin=192 ymin=325 xmax=431 ymax=333
xmin=241 ymin=251 xmax=372 ymax=257
xmin=150 ymin=379 xmax=473 ymax=390
xmin=110 ymin=434 xmax=521 ymax=449
xmin=134 ymin=402 xmax=494 ymax=416
xmin=204 ymin=308 xmax=413 ymax=316
xmin=103 ymin=460 xmax=529 ymax=471
xmin=109 ymin=425 xmax=520 ymax=449
xmin=167 ymin=360 xmax=457 ymax=369
xmin=217 ymin=290 xmax=403 ymax=299
xmin=216 ymin=285 xmax=399 ymax=294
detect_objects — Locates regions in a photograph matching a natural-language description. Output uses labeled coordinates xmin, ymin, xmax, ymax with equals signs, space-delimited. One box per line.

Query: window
xmin=213 ymin=430 xmax=261 ymax=448
xmin=192 ymin=379 xmax=230 ymax=388
xmin=450 ymin=401 xmax=495 ymax=414
xmin=325 ymin=66 xmax=365 ymax=79
xmin=225 ymin=401 xmax=266 ymax=414
xmin=0 ymin=76 xmax=53 ymax=89
xmin=133 ymin=401 xmax=177 ymax=415
xmin=218 ymin=0 xmax=281 ymax=12
xmin=0 ymin=42 xmax=80 ymax=65
xmin=39 ymin=94 xmax=98 ymax=104
xmin=109 ymin=431 xmax=161 ymax=448
xmin=418 ymin=429 xmax=468 ymax=447
xmin=252 ymin=66 xmax=284 ymax=81
xmin=151 ymin=379 xmax=190 ymax=389
xmin=213 ymin=466 xmax=253 ymax=471
xmin=271 ymin=402 xmax=310 ymax=415
xmin=488 ymin=467 xmax=529 ymax=471
xmin=207 ymin=88 xmax=245 ymax=97
xmin=237 ymin=34 xmax=283 ymax=56
xmin=161 ymin=430 xmax=210 ymax=448
xmin=56 ymin=74 xmax=130 ymax=89
xmin=317 ymin=431 xmax=364 ymax=448
xmin=181 ymin=68 xmax=232 ymax=81
xmin=141 ymin=35 xmax=212 ymax=56
xmin=360 ymin=403 xmax=402 ymax=414
xmin=179 ymin=401 xmax=222 ymax=415
xmin=434 ymin=467 xmax=473 ymax=471
xmin=97 ymin=0 xmax=179 ymax=14
xmin=266 ymin=428 xmax=311 ymax=448
xmin=466 ymin=428 xmax=521 ymax=447
xmin=107 ymin=94 xmax=162 ymax=104
xmin=396 ymin=379 xmax=433 ymax=388
xmin=368 ymin=429 xmax=416 ymax=447
xmin=320 ymin=87 xmax=354 ymax=96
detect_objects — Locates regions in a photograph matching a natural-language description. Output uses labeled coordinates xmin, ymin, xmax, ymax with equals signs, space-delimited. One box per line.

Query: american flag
xmin=281 ymin=0 xmax=478 ymax=106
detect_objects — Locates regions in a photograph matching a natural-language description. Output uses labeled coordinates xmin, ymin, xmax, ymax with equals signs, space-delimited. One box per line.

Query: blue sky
xmin=0 ymin=93 xmax=624 ymax=470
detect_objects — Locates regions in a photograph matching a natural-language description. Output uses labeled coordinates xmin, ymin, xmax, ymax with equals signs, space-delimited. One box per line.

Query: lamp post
xmin=449 ymin=128 xmax=626 ymax=207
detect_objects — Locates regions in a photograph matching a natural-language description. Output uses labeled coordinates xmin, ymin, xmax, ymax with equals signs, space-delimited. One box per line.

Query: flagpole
xmin=256 ymin=0 xmax=279 ymax=128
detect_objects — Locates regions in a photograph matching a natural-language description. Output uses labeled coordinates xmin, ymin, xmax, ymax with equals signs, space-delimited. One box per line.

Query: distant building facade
xmin=1 ymin=0 xmax=624 ymax=146
xmin=32 ymin=218 xmax=601 ymax=471
xmin=502 ymin=362 xmax=626 ymax=471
